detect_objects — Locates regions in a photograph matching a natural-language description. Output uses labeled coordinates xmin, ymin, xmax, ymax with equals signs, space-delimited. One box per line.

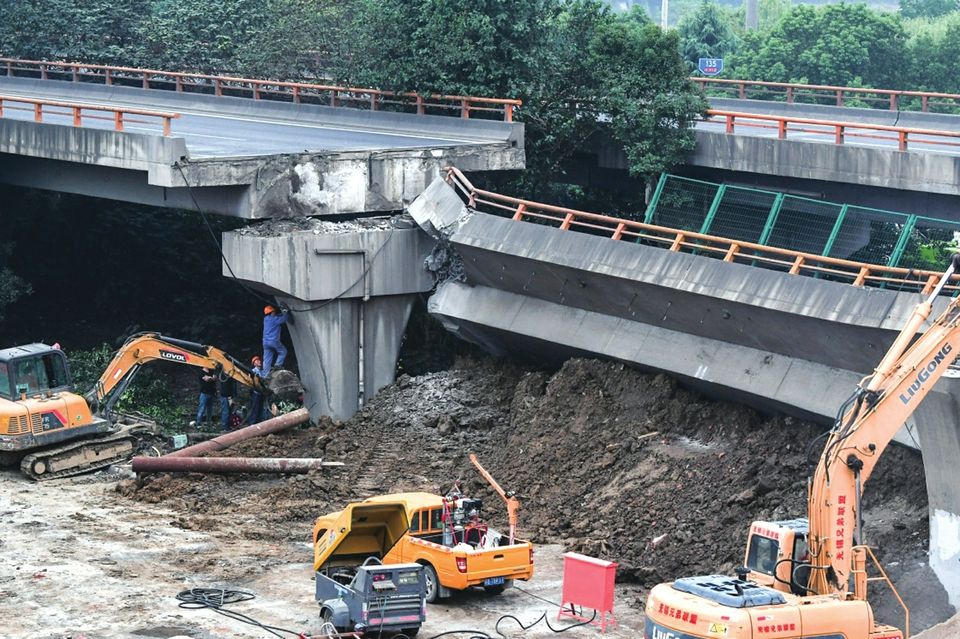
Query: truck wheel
xmin=320 ymin=608 xmax=338 ymax=631
xmin=400 ymin=628 xmax=421 ymax=637
xmin=484 ymin=584 xmax=506 ymax=595
xmin=422 ymin=563 xmax=440 ymax=603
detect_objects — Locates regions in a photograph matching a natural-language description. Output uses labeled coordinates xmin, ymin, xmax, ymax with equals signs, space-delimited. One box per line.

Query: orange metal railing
xmin=443 ymin=166 xmax=960 ymax=295
xmin=0 ymin=58 xmax=522 ymax=123
xmin=703 ymin=109 xmax=960 ymax=151
xmin=0 ymin=93 xmax=179 ymax=135
xmin=693 ymin=77 xmax=960 ymax=113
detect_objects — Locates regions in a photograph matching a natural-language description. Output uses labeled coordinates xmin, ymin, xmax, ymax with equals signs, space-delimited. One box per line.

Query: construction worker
xmin=194 ymin=367 xmax=217 ymax=428
xmin=246 ymin=355 xmax=267 ymax=425
xmin=262 ymin=305 xmax=292 ymax=375
xmin=218 ymin=371 xmax=237 ymax=432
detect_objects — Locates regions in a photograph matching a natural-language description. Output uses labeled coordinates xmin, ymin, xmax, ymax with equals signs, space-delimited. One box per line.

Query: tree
xmin=677 ymin=0 xmax=740 ymax=72
xmin=731 ymin=4 xmax=908 ymax=88
xmin=0 ymin=243 xmax=30 ymax=322
xmin=331 ymin=0 xmax=705 ymax=193
xmin=900 ymin=0 xmax=958 ymax=20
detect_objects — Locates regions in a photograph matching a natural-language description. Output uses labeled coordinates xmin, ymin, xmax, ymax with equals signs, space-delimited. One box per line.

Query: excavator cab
xmin=0 ymin=344 xmax=73 ymax=399
xmin=744 ymin=518 xmax=811 ymax=596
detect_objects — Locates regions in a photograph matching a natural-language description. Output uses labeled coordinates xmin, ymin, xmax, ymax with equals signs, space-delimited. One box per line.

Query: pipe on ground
xmin=165 ymin=407 xmax=310 ymax=458
xmin=132 ymin=456 xmax=343 ymax=474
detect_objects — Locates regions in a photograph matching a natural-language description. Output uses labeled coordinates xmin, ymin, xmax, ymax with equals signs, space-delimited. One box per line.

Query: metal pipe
xmin=132 ymin=456 xmax=343 ymax=474
xmin=165 ymin=407 xmax=310 ymax=458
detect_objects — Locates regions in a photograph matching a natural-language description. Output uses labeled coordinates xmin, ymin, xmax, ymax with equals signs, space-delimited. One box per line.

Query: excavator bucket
xmin=265 ymin=369 xmax=304 ymax=402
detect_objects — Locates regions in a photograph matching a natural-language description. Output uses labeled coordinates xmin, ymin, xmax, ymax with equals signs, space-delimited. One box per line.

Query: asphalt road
xmin=698 ymin=97 xmax=960 ymax=155
xmin=0 ymin=81 xmax=479 ymax=158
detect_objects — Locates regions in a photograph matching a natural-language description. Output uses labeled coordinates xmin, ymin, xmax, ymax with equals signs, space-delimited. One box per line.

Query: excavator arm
xmin=89 ymin=333 xmax=267 ymax=421
xmin=807 ymin=256 xmax=960 ymax=596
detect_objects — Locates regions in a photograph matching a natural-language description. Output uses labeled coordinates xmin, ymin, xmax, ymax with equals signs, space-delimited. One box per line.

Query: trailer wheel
xmin=422 ymin=563 xmax=440 ymax=603
xmin=400 ymin=628 xmax=421 ymax=637
xmin=320 ymin=607 xmax=338 ymax=631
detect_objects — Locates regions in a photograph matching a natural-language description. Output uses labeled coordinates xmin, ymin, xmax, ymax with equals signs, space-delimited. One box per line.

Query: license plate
xmin=484 ymin=576 xmax=505 ymax=586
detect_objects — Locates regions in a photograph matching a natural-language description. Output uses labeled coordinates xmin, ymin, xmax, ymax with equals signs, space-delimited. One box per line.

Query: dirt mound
xmin=120 ymin=357 xmax=953 ymax=629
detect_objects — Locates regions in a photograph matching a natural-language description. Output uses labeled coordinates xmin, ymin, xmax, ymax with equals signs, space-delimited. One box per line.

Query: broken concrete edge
xmin=407 ymin=176 xmax=474 ymax=238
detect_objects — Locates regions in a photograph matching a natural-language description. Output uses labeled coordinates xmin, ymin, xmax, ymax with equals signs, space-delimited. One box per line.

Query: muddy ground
xmin=115 ymin=358 xmax=954 ymax=633
xmin=1 ymin=357 xmax=954 ymax=637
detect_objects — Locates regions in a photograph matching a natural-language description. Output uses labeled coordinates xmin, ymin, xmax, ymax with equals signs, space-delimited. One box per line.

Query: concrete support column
xmin=222 ymin=218 xmax=434 ymax=422
xmin=282 ymin=294 xmax=415 ymax=420
xmin=914 ymin=375 xmax=960 ymax=606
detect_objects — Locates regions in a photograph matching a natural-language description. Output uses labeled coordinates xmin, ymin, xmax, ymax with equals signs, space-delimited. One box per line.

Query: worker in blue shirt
xmin=262 ymin=305 xmax=293 ymax=375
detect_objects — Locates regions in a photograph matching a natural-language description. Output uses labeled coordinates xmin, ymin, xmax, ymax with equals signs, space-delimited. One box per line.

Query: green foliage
xmin=0 ymin=243 xmax=30 ymax=322
xmin=900 ymin=0 xmax=957 ymax=19
xmin=903 ymin=13 xmax=960 ymax=93
xmin=731 ymin=4 xmax=908 ymax=88
xmin=678 ymin=0 xmax=740 ymax=71
xmin=69 ymin=344 xmax=187 ymax=427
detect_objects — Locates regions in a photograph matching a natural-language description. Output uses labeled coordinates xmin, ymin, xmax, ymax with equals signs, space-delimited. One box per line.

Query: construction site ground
xmin=2 ymin=358 xmax=957 ymax=638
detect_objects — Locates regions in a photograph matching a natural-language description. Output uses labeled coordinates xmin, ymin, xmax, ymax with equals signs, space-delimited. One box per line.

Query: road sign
xmin=698 ymin=58 xmax=724 ymax=76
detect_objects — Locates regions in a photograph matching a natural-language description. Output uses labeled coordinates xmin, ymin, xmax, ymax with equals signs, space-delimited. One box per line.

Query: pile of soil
xmin=119 ymin=358 xmax=954 ymax=630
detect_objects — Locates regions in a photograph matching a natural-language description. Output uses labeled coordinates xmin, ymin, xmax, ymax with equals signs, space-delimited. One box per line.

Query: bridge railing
xmin=0 ymin=58 xmax=522 ymax=122
xmin=693 ymin=77 xmax=960 ymax=113
xmin=0 ymin=93 xmax=178 ymax=135
xmin=703 ymin=109 xmax=960 ymax=151
xmin=444 ymin=167 xmax=960 ymax=295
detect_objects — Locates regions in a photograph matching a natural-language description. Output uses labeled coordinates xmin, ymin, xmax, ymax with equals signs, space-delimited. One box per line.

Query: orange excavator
xmin=0 ymin=332 xmax=283 ymax=480
xmin=645 ymin=257 xmax=960 ymax=639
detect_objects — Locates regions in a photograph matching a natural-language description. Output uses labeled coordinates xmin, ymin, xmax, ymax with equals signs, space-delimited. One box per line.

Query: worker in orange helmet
xmin=261 ymin=304 xmax=292 ymax=376
xmin=245 ymin=355 xmax=267 ymax=425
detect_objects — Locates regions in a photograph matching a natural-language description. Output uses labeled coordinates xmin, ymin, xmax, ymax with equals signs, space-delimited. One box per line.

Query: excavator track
xmin=20 ymin=432 xmax=136 ymax=481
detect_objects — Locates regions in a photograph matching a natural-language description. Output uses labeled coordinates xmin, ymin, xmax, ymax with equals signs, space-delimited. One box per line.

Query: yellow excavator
xmin=644 ymin=257 xmax=960 ymax=638
xmin=0 ymin=332 xmax=287 ymax=480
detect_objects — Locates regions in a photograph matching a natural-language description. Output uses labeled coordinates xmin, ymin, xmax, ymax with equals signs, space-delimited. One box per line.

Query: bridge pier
xmin=222 ymin=217 xmax=433 ymax=420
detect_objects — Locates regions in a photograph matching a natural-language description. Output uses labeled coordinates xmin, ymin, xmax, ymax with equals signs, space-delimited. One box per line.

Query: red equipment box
xmin=558 ymin=552 xmax=617 ymax=632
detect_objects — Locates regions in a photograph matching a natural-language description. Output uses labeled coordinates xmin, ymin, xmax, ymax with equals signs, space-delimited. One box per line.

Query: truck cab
xmin=313 ymin=500 xmax=427 ymax=636
xmin=744 ymin=518 xmax=811 ymax=595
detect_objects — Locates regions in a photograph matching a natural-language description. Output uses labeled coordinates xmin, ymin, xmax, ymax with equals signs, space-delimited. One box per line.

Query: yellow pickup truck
xmin=313 ymin=492 xmax=534 ymax=602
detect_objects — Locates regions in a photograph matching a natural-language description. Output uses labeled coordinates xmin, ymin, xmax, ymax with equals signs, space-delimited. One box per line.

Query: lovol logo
xmin=899 ymin=344 xmax=953 ymax=405
xmin=645 ymin=619 xmax=699 ymax=639
xmin=159 ymin=349 xmax=189 ymax=363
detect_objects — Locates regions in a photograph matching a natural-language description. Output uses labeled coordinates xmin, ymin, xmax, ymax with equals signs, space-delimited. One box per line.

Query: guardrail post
xmin=724 ymin=243 xmax=740 ymax=262
xmin=512 ymin=203 xmax=527 ymax=221
xmin=898 ymin=131 xmax=908 ymax=151
xmin=163 ymin=117 xmax=172 ymax=137
xmin=105 ymin=69 xmax=112 ymax=86
xmin=889 ymin=93 xmax=898 ymax=111
xmin=33 ymin=103 xmax=42 ymax=123
xmin=214 ymin=79 xmax=222 ymax=97
xmin=821 ymin=204 xmax=849 ymax=258
xmin=786 ymin=87 xmax=793 ymax=104
xmin=72 ymin=107 xmax=81 ymax=127
xmin=835 ymin=125 xmax=844 ymax=145
xmin=5 ymin=61 xmax=11 ymax=77
xmin=505 ymin=104 xmax=514 ymax=123
xmin=71 ymin=65 xmax=79 ymax=82
xmin=142 ymin=73 xmax=150 ymax=90
xmin=836 ymin=89 xmax=843 ymax=107
xmin=114 ymin=111 xmax=124 ymax=132
xmin=887 ymin=215 xmax=918 ymax=268
xmin=670 ymin=233 xmax=686 ymax=251
xmin=699 ymin=184 xmax=727 ymax=235
xmin=789 ymin=254 xmax=805 ymax=275
xmin=922 ymin=95 xmax=929 ymax=112
xmin=40 ymin=64 xmax=47 ymax=80
xmin=416 ymin=95 xmax=424 ymax=115
xmin=293 ymin=86 xmax=301 ymax=104
xmin=461 ymin=99 xmax=470 ymax=119
xmin=560 ymin=212 xmax=574 ymax=230
xmin=853 ymin=266 xmax=870 ymax=287
xmin=612 ymin=222 xmax=626 ymax=240
xmin=922 ymin=274 xmax=939 ymax=295
xmin=778 ymin=119 xmax=787 ymax=139
xmin=0 ymin=99 xmax=4 ymax=117
xmin=175 ymin=76 xmax=183 ymax=92
xmin=253 ymin=82 xmax=260 ymax=100
xmin=643 ymin=173 xmax=668 ymax=224
xmin=370 ymin=94 xmax=379 ymax=111
xmin=725 ymin=114 xmax=735 ymax=134
xmin=738 ymin=83 xmax=746 ymax=99
xmin=331 ymin=90 xmax=339 ymax=107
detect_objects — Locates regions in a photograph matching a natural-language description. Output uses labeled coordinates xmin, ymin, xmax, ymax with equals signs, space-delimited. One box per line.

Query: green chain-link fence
xmin=643 ymin=174 xmax=960 ymax=271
